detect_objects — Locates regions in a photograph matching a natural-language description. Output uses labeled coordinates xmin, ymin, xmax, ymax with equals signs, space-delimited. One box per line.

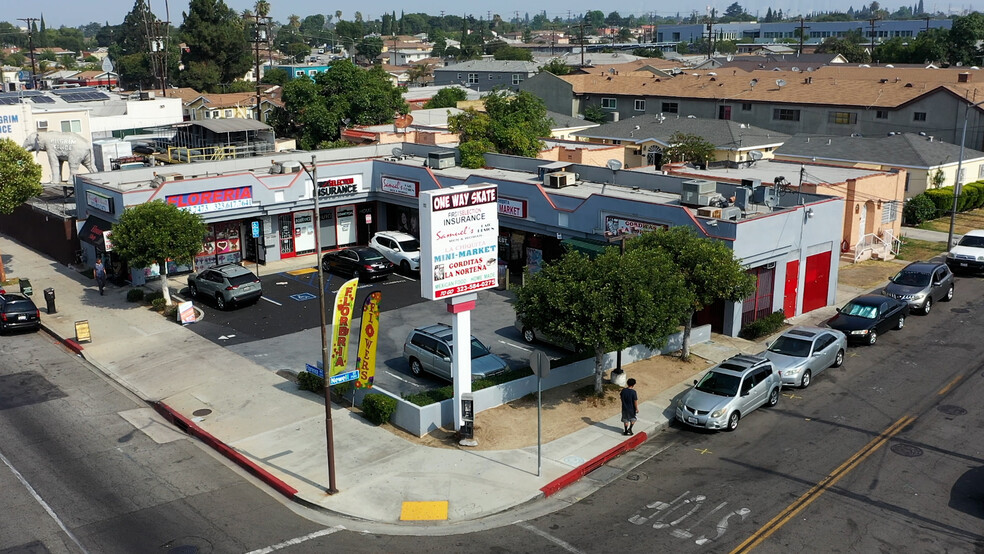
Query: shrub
xmin=739 ymin=310 xmax=786 ymax=340
xmin=145 ymin=291 xmax=164 ymax=303
xmin=923 ymin=188 xmax=952 ymax=215
xmin=333 ymin=381 xmax=353 ymax=398
xmin=297 ymin=371 xmax=325 ymax=393
xmin=163 ymin=305 xmax=178 ymax=319
xmin=151 ymin=298 xmax=167 ymax=311
xmin=126 ymin=288 xmax=145 ymax=302
xmin=903 ymin=194 xmax=937 ymax=225
xmin=361 ymin=393 xmax=397 ymax=425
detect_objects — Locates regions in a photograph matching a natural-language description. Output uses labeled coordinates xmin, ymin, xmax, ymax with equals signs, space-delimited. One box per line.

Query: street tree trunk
xmin=681 ymin=310 xmax=695 ymax=361
xmin=594 ymin=345 xmax=606 ymax=395
xmin=160 ymin=262 xmax=172 ymax=306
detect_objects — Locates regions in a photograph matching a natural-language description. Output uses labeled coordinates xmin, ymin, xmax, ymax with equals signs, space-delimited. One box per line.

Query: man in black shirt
xmin=620 ymin=378 xmax=638 ymax=435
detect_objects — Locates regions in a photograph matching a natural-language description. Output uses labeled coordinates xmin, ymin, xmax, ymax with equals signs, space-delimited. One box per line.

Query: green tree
xmin=493 ymin=46 xmax=533 ymax=61
xmin=627 ymin=226 xmax=756 ymax=360
xmin=815 ymin=36 xmax=871 ymax=63
xmin=356 ymin=36 xmax=384 ymax=63
xmin=261 ymin=67 xmax=289 ymax=86
xmin=179 ymin=0 xmax=253 ymax=91
xmin=539 ymin=58 xmax=572 ymax=75
xmin=110 ymin=201 xmax=207 ymax=306
xmin=424 ymin=86 xmax=467 ymax=108
xmin=632 ymin=47 xmax=664 ymax=58
xmin=515 ymin=247 xmax=690 ymax=394
xmin=947 ymin=13 xmax=984 ymax=66
xmin=448 ymin=90 xmax=552 ymax=168
xmin=406 ymin=63 xmax=433 ymax=85
xmin=664 ymin=132 xmax=716 ymax=166
xmin=0 ymin=139 xmax=43 ymax=215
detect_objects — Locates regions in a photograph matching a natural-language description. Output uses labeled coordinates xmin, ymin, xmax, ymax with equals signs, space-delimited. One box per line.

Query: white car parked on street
xmin=369 ymin=231 xmax=420 ymax=273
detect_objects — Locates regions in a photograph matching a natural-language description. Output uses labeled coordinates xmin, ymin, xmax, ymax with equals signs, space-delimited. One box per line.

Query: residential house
xmin=163 ymin=87 xmax=281 ymax=123
xmin=433 ymin=60 xmax=538 ymax=92
xmin=56 ymin=70 xmax=119 ymax=88
xmin=545 ymin=110 xmax=599 ymax=141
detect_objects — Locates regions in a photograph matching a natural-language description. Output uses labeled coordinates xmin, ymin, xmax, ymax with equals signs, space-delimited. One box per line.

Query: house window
xmin=512 ymin=74 xmax=523 ymax=85
xmin=60 ymin=119 xmax=82 ymax=133
xmin=468 ymin=73 xmax=478 ymax=84
xmin=881 ymin=201 xmax=899 ymax=223
xmin=876 ymin=110 xmax=888 ymax=119
xmin=828 ymin=111 xmax=857 ymax=124
xmin=634 ymin=99 xmax=646 ymax=111
xmin=224 ymin=109 xmax=233 ymax=118
xmin=741 ymin=103 xmax=752 ymax=111
xmin=913 ymin=112 xmax=927 ymax=121
xmin=490 ymin=73 xmax=494 ymax=80
xmin=601 ymin=97 xmax=617 ymax=109
xmin=773 ymin=108 xmax=801 ymax=121
xmin=457 ymin=73 xmax=462 ymax=79
xmin=662 ymin=102 xmax=678 ymax=113
xmin=979 ymin=165 xmax=984 ymax=179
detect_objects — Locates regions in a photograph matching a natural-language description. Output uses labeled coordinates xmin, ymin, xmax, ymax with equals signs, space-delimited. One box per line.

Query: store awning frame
xmin=561 ymin=237 xmax=610 ymax=257
xmin=78 ymin=216 xmax=114 ymax=251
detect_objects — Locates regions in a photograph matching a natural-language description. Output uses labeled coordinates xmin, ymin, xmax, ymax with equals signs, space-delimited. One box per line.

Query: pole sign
xmin=419 ymin=185 xmax=499 ymax=300
xmin=329 ymin=277 xmax=359 ymax=376
xmin=355 ymin=291 xmax=382 ymax=389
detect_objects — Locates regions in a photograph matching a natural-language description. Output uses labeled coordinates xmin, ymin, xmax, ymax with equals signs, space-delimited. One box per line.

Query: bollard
xmin=44 ymin=287 xmax=56 ymax=314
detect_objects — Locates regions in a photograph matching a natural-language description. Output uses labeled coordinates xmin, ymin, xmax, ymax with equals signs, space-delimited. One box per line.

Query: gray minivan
xmin=403 ymin=324 xmax=509 ymax=382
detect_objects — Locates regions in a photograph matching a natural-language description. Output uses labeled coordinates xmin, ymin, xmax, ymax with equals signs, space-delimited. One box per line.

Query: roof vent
xmin=958 ymin=72 xmax=971 ymax=83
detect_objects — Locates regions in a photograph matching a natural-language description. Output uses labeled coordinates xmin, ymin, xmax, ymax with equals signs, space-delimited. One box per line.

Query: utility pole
xmin=798 ymin=18 xmax=809 ymax=56
xmin=706 ymin=9 xmax=715 ymax=60
xmin=18 ymin=18 xmax=39 ymax=90
xmin=251 ymin=14 xmax=268 ymax=122
xmin=579 ymin=22 xmax=586 ymax=67
xmin=868 ymin=17 xmax=879 ymax=62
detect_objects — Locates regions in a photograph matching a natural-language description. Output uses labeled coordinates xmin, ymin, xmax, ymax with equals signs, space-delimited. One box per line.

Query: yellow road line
xmin=937 ymin=376 xmax=962 ymax=396
xmin=730 ymin=415 xmax=914 ymax=554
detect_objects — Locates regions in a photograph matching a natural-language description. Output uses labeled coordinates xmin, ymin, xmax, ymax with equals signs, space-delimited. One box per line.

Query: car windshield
xmin=447 ymin=337 xmax=493 ymax=359
xmin=957 ymin=235 xmax=984 ymax=248
xmin=841 ymin=302 xmax=878 ymax=319
xmin=695 ymin=371 xmax=740 ymax=397
xmin=891 ymin=270 xmax=930 ymax=286
xmin=768 ymin=336 xmax=812 ymax=357
xmin=361 ymin=250 xmax=386 ymax=262
xmin=398 ymin=238 xmax=420 ymax=252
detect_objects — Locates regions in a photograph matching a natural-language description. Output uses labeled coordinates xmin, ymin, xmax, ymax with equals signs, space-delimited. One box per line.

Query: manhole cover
xmin=938 ymin=405 xmax=967 ymax=416
xmin=192 ymin=409 xmax=212 ymax=417
xmin=625 ymin=472 xmax=647 ymax=482
xmin=890 ymin=443 xmax=923 ymax=457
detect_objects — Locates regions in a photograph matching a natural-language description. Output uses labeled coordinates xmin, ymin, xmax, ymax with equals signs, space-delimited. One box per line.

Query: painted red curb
xmin=540 ymin=431 xmax=648 ymax=497
xmin=153 ymin=402 xmax=299 ymax=498
xmin=63 ymin=338 xmax=84 ymax=354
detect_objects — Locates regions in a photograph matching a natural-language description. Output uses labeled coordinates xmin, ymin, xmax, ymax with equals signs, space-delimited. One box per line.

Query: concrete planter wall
xmin=351 ymin=325 xmax=711 ymax=437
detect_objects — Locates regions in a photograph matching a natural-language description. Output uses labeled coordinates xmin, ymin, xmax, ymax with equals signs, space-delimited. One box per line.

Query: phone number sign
xmin=419 ymin=185 xmax=499 ymax=300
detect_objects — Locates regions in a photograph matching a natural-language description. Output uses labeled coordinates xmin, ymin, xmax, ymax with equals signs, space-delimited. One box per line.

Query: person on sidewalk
xmin=95 ymin=258 xmax=107 ymax=296
xmin=620 ymin=378 xmax=638 ymax=436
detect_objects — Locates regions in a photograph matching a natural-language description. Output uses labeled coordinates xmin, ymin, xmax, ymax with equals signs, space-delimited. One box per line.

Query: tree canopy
xmin=110 ymin=201 xmax=207 ymax=305
xmin=538 ymin=58 xmax=572 ymax=75
xmin=627 ymin=227 xmax=756 ymax=359
xmin=447 ymin=90 xmax=552 ymax=168
xmin=664 ymin=132 xmax=716 ymax=167
xmin=424 ymin=87 xmax=467 ymax=109
xmin=179 ymin=0 xmax=253 ymax=92
xmin=515 ymin=247 xmax=691 ymax=394
xmin=0 ymin=139 xmax=43 ymax=215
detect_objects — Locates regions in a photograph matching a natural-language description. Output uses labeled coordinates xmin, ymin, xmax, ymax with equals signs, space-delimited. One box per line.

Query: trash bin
xmin=44 ymin=287 xmax=56 ymax=314
xmin=19 ymin=278 xmax=32 ymax=297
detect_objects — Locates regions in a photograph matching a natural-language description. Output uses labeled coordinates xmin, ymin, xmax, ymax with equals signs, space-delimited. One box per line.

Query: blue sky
xmin=25 ymin=0 xmax=968 ymax=30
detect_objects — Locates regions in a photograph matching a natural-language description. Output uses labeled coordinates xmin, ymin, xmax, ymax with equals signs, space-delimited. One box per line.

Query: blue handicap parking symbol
xmin=290 ymin=292 xmax=317 ymax=301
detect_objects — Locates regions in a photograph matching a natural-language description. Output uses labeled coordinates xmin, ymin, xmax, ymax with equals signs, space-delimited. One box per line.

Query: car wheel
xmin=833 ymin=349 xmax=845 ymax=368
xmin=800 ymin=370 xmax=812 ymax=389
xmin=944 ymin=285 xmax=954 ymax=302
xmin=189 ymin=283 xmax=198 ymax=298
xmin=215 ymin=294 xmax=226 ymax=310
xmin=768 ymin=387 xmax=780 ymax=406
xmin=400 ymin=260 xmax=411 ymax=274
xmin=868 ymin=331 xmax=878 ymax=345
xmin=726 ymin=412 xmax=740 ymax=431
xmin=522 ymin=328 xmax=536 ymax=343
xmin=409 ymin=358 xmax=423 ymax=376
xmin=922 ymin=298 xmax=932 ymax=314
xmin=896 ymin=315 xmax=905 ymax=330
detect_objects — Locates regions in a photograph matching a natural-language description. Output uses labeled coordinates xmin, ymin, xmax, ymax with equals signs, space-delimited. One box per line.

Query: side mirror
xmin=441 ymin=355 xmax=451 ymax=362
xmin=741 ymin=390 xmax=750 ymax=397
xmin=693 ymin=379 xmax=698 ymax=386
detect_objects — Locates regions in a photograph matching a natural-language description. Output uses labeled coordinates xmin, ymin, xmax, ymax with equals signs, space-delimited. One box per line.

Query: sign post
xmin=530 ymin=349 xmax=550 ymax=477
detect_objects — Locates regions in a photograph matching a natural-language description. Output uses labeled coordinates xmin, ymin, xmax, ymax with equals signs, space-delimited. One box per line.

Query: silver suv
xmin=403 ymin=324 xmax=509 ymax=382
xmin=187 ymin=263 xmax=262 ymax=310
xmin=882 ymin=261 xmax=954 ymax=314
xmin=675 ymin=354 xmax=782 ymax=432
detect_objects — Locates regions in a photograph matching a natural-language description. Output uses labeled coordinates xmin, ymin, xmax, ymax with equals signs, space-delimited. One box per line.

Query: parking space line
xmin=498 ymin=339 xmax=533 ymax=352
xmin=260 ymin=296 xmax=282 ymax=306
xmin=385 ymin=371 xmax=423 ymax=386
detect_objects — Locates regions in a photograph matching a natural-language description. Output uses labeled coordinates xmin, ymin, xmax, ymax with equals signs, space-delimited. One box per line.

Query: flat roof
xmin=677 ymin=159 xmax=888 ymax=186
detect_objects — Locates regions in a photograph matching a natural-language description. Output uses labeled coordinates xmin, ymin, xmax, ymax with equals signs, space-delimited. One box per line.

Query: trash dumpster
xmin=19 ymin=278 xmax=33 ymax=297
xmin=44 ymin=287 xmax=56 ymax=314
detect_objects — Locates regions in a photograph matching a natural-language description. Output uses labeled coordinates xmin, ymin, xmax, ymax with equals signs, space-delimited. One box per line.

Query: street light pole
xmin=301 ymin=155 xmax=338 ymax=494
xmin=947 ymin=98 xmax=984 ymax=250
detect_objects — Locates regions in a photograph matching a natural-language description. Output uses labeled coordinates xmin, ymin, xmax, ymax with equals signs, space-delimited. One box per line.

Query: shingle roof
xmin=775 ymin=132 xmax=984 ymax=167
xmin=435 ymin=60 xmax=538 ymax=73
xmin=573 ymin=115 xmax=789 ymax=149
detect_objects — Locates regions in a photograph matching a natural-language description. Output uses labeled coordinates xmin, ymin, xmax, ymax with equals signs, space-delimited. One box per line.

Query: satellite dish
xmin=391 ymin=147 xmax=403 ymax=157
xmin=102 ymin=57 xmax=114 ymax=73
xmin=749 ymin=79 xmax=758 ymax=88
xmin=726 ymin=54 xmax=734 ymax=62
xmin=606 ymin=159 xmax=623 ymax=171
xmin=394 ymin=113 xmax=413 ymax=128
xmin=806 ymin=67 xmax=814 ymax=72
xmin=791 ymin=66 xmax=800 ymax=72
xmin=885 ymin=64 xmax=895 ymax=68
xmin=609 ymin=68 xmax=616 ymax=74
xmin=749 ymin=150 xmax=764 ymax=160
xmin=708 ymin=71 xmax=717 ymax=76
xmin=776 ymin=79 xmax=787 ymax=88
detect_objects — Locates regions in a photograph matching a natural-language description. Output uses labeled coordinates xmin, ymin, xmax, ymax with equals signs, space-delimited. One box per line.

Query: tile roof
xmin=574 ymin=114 xmax=788 ymax=149
xmin=775 ymin=132 xmax=984 ymax=167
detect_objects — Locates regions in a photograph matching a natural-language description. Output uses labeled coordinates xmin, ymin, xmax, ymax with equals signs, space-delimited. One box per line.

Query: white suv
xmin=946 ymin=229 xmax=984 ymax=274
xmin=370 ymin=231 xmax=420 ymax=272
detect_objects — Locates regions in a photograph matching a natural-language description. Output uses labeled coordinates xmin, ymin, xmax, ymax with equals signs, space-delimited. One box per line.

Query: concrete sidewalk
xmin=0 ymin=235 xmax=874 ymax=530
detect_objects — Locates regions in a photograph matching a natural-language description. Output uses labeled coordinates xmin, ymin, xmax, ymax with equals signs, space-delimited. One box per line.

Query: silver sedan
xmin=761 ymin=326 xmax=847 ymax=388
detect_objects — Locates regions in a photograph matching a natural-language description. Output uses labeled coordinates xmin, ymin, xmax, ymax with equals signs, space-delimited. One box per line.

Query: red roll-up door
xmin=784 ymin=259 xmax=799 ymax=317
xmin=802 ymin=251 xmax=832 ymax=313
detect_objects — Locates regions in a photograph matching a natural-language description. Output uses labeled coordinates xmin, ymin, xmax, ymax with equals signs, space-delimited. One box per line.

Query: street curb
xmin=540 ymin=431 xmax=648 ymax=497
xmin=40 ymin=323 xmax=85 ymax=356
xmin=152 ymin=401 xmax=299 ymax=499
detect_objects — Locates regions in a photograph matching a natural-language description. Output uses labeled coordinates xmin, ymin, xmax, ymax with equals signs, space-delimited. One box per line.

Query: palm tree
xmin=255 ymin=0 xmax=271 ymax=18
xmin=335 ymin=10 xmax=342 ymax=22
xmin=288 ymin=14 xmax=300 ymax=28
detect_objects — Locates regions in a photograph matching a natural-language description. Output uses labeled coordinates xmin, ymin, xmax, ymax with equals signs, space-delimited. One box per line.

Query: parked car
xmin=187 ymin=263 xmax=262 ymax=310
xmin=762 ymin=326 xmax=846 ymax=388
xmin=946 ymin=229 xmax=984 ymax=273
xmin=403 ymin=324 xmax=509 ymax=382
xmin=322 ymin=247 xmax=395 ymax=280
xmin=513 ymin=318 xmax=577 ymax=351
xmin=826 ymin=294 xmax=909 ymax=345
xmin=369 ymin=231 xmax=420 ymax=273
xmin=882 ymin=261 xmax=954 ymax=314
xmin=0 ymin=293 xmax=41 ymax=334
xmin=675 ymin=354 xmax=782 ymax=432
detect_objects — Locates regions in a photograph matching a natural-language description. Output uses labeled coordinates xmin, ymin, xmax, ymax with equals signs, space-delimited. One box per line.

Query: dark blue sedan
xmin=826 ymin=294 xmax=909 ymax=346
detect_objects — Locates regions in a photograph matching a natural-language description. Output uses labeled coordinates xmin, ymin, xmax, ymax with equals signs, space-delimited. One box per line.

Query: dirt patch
xmin=838 ymin=259 xmax=906 ymax=290
xmin=382 ymin=354 xmax=712 ymax=451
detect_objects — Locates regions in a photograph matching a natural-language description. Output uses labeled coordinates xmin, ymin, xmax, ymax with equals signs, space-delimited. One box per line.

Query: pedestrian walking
xmin=95 ymin=258 xmax=107 ymax=296
xmin=620 ymin=378 xmax=638 ymax=435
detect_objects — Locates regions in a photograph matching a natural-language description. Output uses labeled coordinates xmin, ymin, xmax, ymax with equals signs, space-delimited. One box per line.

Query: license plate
xmin=960 ymin=262 xmax=968 ymax=267
xmin=687 ymin=416 xmax=698 ymax=424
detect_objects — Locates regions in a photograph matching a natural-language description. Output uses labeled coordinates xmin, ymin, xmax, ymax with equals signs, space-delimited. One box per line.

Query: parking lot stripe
xmin=260 ymin=296 xmax=282 ymax=306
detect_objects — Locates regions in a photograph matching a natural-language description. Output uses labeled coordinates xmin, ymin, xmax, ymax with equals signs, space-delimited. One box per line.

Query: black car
xmin=826 ymin=294 xmax=909 ymax=345
xmin=322 ymin=247 xmax=395 ymax=280
xmin=0 ymin=293 xmax=41 ymax=334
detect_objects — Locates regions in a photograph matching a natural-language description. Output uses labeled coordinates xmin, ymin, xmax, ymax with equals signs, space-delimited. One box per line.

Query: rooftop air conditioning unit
xmin=36 ymin=120 xmax=48 ymax=130
xmin=544 ymin=171 xmax=576 ymax=188
xmin=427 ymin=151 xmax=456 ymax=170
xmin=280 ymin=160 xmax=302 ymax=173
xmin=697 ymin=206 xmax=722 ymax=218
xmin=681 ymin=179 xmax=717 ymax=206
xmin=139 ymin=91 xmax=155 ymax=100
xmin=157 ymin=172 xmax=184 ymax=182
